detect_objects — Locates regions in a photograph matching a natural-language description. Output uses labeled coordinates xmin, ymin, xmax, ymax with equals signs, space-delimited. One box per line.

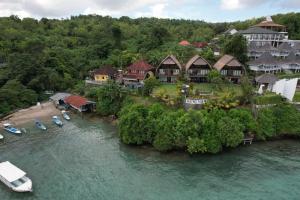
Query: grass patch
xmin=153 ymin=83 xmax=242 ymax=99
xmin=276 ymin=73 xmax=300 ymax=79
xmin=254 ymin=92 xmax=283 ymax=105
xmin=294 ymin=91 xmax=300 ymax=102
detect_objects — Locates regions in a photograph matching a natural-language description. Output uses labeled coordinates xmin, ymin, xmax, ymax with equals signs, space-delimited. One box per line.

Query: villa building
xmin=93 ymin=65 xmax=118 ymax=82
xmin=281 ymin=53 xmax=300 ymax=73
xmin=123 ymin=60 xmax=155 ymax=85
xmin=185 ymin=55 xmax=212 ymax=83
xmin=239 ymin=17 xmax=288 ymax=47
xmin=157 ymin=55 xmax=182 ymax=83
xmin=213 ymin=55 xmax=245 ymax=83
xmin=248 ymin=42 xmax=277 ymax=59
xmin=276 ymin=42 xmax=294 ymax=58
xmin=248 ymin=52 xmax=281 ymax=73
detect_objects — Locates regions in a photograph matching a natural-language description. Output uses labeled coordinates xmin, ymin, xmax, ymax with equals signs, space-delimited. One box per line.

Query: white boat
xmin=52 ymin=116 xmax=63 ymax=127
xmin=0 ymin=161 xmax=32 ymax=192
xmin=0 ymin=134 xmax=3 ymax=140
xmin=3 ymin=123 xmax=21 ymax=135
xmin=61 ymin=110 xmax=70 ymax=121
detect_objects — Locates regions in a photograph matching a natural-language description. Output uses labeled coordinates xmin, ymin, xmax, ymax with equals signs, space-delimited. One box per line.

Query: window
xmin=173 ymin=69 xmax=180 ymax=75
xmin=221 ymin=70 xmax=227 ymax=75
xmin=159 ymin=69 xmax=165 ymax=74
xmin=233 ymin=70 xmax=242 ymax=76
xmin=199 ymin=69 xmax=209 ymax=75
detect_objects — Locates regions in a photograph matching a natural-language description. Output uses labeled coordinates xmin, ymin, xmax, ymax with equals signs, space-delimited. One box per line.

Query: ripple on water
xmin=0 ymin=115 xmax=300 ymax=200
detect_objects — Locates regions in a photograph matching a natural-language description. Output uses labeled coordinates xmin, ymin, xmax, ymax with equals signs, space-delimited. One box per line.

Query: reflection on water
xmin=0 ymin=113 xmax=300 ymax=200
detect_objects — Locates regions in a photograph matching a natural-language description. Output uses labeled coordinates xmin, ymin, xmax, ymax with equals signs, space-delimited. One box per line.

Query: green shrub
xmin=187 ymin=137 xmax=207 ymax=154
xmin=256 ymin=108 xmax=276 ymax=140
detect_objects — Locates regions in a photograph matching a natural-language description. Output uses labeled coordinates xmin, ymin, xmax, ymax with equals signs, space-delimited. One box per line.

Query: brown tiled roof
xmin=158 ymin=55 xmax=182 ymax=70
xmin=93 ymin=65 xmax=118 ymax=76
xmin=127 ymin=60 xmax=154 ymax=71
xmin=213 ymin=55 xmax=243 ymax=71
xmin=254 ymin=20 xmax=285 ymax=28
xmin=185 ymin=55 xmax=211 ymax=70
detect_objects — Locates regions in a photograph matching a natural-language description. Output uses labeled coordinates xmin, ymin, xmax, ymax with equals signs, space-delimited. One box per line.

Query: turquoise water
xmin=1 ymin=114 xmax=300 ymax=200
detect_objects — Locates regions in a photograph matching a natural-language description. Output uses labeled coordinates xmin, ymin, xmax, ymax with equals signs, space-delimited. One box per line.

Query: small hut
xmin=213 ymin=55 xmax=245 ymax=83
xmin=157 ymin=55 xmax=182 ymax=83
xmin=64 ymin=95 xmax=96 ymax=112
xmin=255 ymin=74 xmax=279 ymax=91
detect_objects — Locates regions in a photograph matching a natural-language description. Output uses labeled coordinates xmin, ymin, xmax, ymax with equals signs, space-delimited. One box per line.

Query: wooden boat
xmin=61 ymin=110 xmax=70 ymax=121
xmin=3 ymin=123 xmax=21 ymax=135
xmin=52 ymin=116 xmax=63 ymax=127
xmin=34 ymin=120 xmax=47 ymax=131
xmin=0 ymin=161 xmax=32 ymax=192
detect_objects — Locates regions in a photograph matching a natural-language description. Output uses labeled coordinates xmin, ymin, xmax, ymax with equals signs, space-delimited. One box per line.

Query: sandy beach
xmin=0 ymin=102 xmax=61 ymax=126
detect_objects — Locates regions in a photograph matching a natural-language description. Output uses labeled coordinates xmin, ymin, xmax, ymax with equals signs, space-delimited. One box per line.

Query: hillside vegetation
xmin=1 ymin=13 xmax=300 ymax=114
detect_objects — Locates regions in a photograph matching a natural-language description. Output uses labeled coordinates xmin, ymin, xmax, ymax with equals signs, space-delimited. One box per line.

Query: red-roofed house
xmin=193 ymin=42 xmax=208 ymax=50
xmin=64 ymin=95 xmax=96 ymax=112
xmin=179 ymin=40 xmax=191 ymax=46
xmin=123 ymin=60 xmax=155 ymax=85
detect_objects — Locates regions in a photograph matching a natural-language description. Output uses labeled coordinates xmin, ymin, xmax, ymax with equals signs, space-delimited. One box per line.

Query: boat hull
xmin=0 ymin=175 xmax=32 ymax=193
xmin=4 ymin=128 xmax=21 ymax=135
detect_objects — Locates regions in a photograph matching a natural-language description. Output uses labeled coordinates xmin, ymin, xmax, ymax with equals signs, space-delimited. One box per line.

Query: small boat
xmin=3 ymin=123 xmax=21 ymax=135
xmin=0 ymin=161 xmax=33 ymax=192
xmin=52 ymin=116 xmax=63 ymax=127
xmin=0 ymin=134 xmax=3 ymax=140
xmin=62 ymin=110 xmax=70 ymax=121
xmin=35 ymin=120 xmax=47 ymax=131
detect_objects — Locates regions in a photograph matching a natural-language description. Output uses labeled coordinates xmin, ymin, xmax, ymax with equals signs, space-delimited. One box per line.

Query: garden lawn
xmin=153 ymin=83 xmax=242 ymax=99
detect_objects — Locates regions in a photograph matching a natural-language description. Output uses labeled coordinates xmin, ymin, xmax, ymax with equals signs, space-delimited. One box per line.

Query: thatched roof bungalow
xmin=157 ymin=55 xmax=182 ymax=83
xmin=185 ymin=55 xmax=212 ymax=83
xmin=213 ymin=55 xmax=245 ymax=83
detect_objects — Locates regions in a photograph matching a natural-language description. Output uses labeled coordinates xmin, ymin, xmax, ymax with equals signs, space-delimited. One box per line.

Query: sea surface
xmin=0 ymin=114 xmax=300 ymax=200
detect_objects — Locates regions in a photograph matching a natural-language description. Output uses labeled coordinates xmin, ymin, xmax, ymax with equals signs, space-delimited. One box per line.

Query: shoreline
xmin=0 ymin=102 xmax=61 ymax=127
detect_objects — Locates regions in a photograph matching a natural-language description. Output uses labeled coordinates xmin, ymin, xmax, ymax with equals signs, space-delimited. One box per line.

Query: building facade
xmin=213 ymin=55 xmax=245 ymax=83
xmin=185 ymin=55 xmax=212 ymax=83
xmin=157 ymin=55 xmax=182 ymax=83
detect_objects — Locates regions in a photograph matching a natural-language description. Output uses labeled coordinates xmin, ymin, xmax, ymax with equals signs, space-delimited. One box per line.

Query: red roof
xmin=123 ymin=74 xmax=146 ymax=80
xmin=179 ymin=40 xmax=191 ymax=46
xmin=64 ymin=95 xmax=88 ymax=108
xmin=127 ymin=60 xmax=154 ymax=71
xmin=193 ymin=42 xmax=208 ymax=48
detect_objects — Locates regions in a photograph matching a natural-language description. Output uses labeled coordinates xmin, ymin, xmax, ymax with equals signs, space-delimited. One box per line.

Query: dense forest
xmin=0 ymin=12 xmax=300 ymax=114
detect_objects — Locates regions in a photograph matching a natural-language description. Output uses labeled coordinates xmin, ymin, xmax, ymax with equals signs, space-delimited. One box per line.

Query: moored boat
xmin=0 ymin=134 xmax=3 ymax=140
xmin=35 ymin=120 xmax=47 ymax=131
xmin=62 ymin=110 xmax=70 ymax=121
xmin=0 ymin=161 xmax=32 ymax=192
xmin=52 ymin=116 xmax=63 ymax=127
xmin=3 ymin=123 xmax=21 ymax=135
